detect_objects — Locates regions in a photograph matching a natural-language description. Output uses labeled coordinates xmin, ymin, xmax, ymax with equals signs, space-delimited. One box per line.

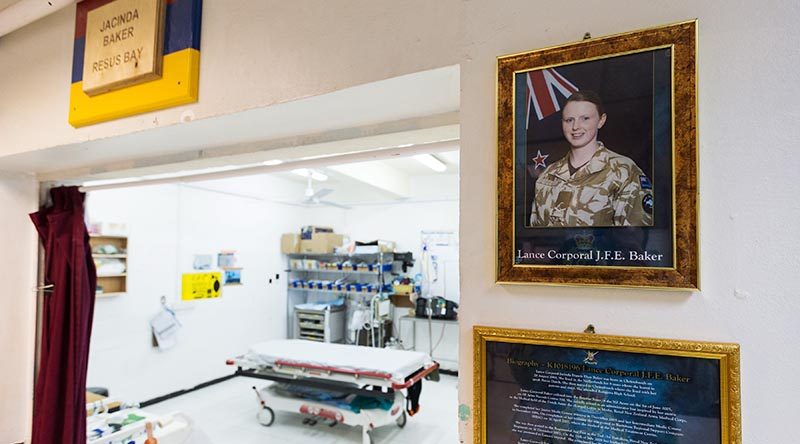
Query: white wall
xmin=458 ymin=1 xmax=800 ymax=442
xmin=83 ymin=176 xmax=347 ymax=402
xmin=345 ymin=201 xmax=459 ymax=298
xmin=343 ymin=175 xmax=458 ymax=278
xmin=1 ymin=1 xmax=799 ymax=443
xmin=0 ymin=172 xmax=38 ymax=443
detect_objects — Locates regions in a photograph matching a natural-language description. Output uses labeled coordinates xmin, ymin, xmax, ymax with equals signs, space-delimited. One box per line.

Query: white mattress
xmin=245 ymin=339 xmax=432 ymax=384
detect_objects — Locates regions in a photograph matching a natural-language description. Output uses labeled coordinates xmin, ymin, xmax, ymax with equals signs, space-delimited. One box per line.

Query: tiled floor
xmin=146 ymin=374 xmax=459 ymax=444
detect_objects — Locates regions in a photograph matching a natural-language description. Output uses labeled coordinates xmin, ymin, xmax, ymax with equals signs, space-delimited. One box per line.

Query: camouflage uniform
xmin=531 ymin=143 xmax=654 ymax=227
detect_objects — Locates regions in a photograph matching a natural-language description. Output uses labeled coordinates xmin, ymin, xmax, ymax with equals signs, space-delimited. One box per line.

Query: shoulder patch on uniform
xmin=639 ymin=175 xmax=653 ymax=189
xmin=642 ymin=194 xmax=654 ymax=214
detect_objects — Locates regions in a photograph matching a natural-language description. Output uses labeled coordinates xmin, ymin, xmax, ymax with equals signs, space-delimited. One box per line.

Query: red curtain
xmin=30 ymin=186 xmax=97 ymax=444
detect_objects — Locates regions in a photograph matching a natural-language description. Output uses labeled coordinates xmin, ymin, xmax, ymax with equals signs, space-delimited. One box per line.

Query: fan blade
xmin=312 ymin=188 xmax=333 ymax=200
xmin=319 ymin=200 xmax=351 ymax=210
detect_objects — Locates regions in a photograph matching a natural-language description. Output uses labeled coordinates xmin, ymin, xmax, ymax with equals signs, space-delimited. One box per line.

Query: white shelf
xmin=288 ymin=287 xmax=386 ymax=298
xmin=287 ymin=268 xmax=386 ymax=275
xmin=90 ymin=234 xmax=128 ymax=296
xmin=286 ymin=252 xmax=405 ymax=260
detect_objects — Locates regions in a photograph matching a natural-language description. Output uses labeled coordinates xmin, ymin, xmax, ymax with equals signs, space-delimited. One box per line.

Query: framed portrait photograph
xmin=473 ymin=326 xmax=741 ymax=444
xmin=496 ymin=21 xmax=698 ymax=289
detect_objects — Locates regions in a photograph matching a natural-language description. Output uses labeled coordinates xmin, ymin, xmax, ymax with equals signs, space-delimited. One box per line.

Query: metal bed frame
xmin=227 ymin=353 xmax=439 ymax=444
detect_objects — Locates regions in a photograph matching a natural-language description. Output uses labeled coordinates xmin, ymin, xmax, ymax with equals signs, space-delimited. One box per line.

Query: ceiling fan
xmin=302 ymin=175 xmax=350 ymax=209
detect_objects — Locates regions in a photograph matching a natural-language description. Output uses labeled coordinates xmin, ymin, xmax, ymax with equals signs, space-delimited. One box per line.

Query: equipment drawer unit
xmin=297 ymin=310 xmax=325 ymax=341
xmin=298 ymin=320 xmax=325 ymax=331
xmin=293 ymin=306 xmax=346 ymax=344
xmin=297 ymin=311 xmax=325 ymax=326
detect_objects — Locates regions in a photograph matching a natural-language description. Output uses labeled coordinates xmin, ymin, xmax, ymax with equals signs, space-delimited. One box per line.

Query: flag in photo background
xmin=525 ymin=68 xmax=579 ymax=128
xmin=524 ymin=68 xmax=579 ymax=182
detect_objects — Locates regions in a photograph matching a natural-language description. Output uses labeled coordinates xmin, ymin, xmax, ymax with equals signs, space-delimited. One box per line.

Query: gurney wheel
xmin=257 ymin=407 xmax=275 ymax=426
xmin=396 ymin=411 xmax=407 ymax=428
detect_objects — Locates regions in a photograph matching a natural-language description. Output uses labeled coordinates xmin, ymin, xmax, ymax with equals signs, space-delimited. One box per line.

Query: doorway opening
xmin=62 ymin=66 xmax=462 ymax=444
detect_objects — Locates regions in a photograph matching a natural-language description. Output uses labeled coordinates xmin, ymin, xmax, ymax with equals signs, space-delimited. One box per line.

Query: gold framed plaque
xmin=496 ymin=21 xmax=698 ymax=289
xmin=473 ymin=326 xmax=741 ymax=443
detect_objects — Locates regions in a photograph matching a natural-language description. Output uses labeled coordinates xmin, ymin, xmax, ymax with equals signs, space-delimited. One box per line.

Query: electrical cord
xmin=431 ymin=322 xmax=447 ymax=354
xmin=427 ymin=299 xmax=434 ymax=357
xmin=425 ymin=299 xmax=448 ymax=356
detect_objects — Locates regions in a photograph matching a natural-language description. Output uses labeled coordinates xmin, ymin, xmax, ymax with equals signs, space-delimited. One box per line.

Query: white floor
xmin=145 ymin=374 xmax=460 ymax=444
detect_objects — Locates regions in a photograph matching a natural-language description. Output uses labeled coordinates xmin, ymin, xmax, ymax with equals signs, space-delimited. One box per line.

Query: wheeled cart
xmin=227 ymin=339 xmax=439 ymax=444
xmin=86 ymin=408 xmax=193 ymax=444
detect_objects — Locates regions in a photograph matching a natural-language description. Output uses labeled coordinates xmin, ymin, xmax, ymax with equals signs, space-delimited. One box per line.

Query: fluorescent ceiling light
xmin=262 ymin=159 xmax=283 ymax=166
xmin=150 ymin=165 xmax=240 ymax=180
xmin=413 ymin=154 xmax=447 ymax=172
xmin=82 ymin=177 xmax=143 ymax=187
xmin=292 ymin=168 xmax=328 ymax=181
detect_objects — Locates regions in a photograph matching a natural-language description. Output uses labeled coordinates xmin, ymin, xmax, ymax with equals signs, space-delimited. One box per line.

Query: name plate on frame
xmin=82 ymin=0 xmax=166 ymax=96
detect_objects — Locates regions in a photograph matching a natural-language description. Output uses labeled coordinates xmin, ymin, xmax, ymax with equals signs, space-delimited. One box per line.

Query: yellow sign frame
xmin=181 ymin=271 xmax=221 ymax=301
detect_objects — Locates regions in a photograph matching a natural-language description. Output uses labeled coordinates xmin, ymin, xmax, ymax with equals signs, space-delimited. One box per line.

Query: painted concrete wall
xmin=1 ymin=1 xmax=799 ymax=443
xmin=0 ymin=0 xmax=461 ymax=158
xmin=457 ymin=1 xmax=800 ymax=442
xmin=0 ymin=172 xmax=38 ymax=443
xmin=84 ymin=178 xmax=342 ymax=402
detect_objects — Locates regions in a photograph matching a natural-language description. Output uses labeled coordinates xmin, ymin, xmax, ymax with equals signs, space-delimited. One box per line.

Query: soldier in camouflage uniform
xmin=531 ymin=91 xmax=653 ymax=227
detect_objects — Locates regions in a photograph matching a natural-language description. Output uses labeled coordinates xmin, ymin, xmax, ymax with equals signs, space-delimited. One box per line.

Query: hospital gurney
xmin=227 ymin=339 xmax=439 ymax=444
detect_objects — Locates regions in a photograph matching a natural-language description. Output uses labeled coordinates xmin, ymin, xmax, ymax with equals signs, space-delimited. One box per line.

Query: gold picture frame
xmin=473 ymin=326 xmax=741 ymax=444
xmin=497 ymin=21 xmax=698 ymax=289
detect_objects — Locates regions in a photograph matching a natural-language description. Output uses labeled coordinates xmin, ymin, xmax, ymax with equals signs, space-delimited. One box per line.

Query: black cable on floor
xmin=139 ymin=372 xmax=239 ymax=408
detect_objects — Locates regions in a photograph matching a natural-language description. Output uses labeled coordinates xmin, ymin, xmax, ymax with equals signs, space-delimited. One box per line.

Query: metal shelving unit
xmin=285 ymin=252 xmax=409 ymax=346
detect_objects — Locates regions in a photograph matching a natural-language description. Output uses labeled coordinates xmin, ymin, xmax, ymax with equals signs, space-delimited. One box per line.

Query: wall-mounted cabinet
xmin=90 ymin=234 xmax=127 ymax=297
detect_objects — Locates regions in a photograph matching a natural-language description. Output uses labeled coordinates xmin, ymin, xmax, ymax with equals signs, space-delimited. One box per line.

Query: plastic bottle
xmin=144 ymin=422 xmax=157 ymax=444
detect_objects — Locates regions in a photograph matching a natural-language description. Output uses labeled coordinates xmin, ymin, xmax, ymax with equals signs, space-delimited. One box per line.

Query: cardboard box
xmin=390 ymin=293 xmax=415 ymax=308
xmin=353 ymin=240 xmax=396 ymax=254
xmin=299 ymin=233 xmax=345 ymax=254
xmin=281 ymin=233 xmax=300 ymax=254
xmin=300 ymin=226 xmax=334 ymax=240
